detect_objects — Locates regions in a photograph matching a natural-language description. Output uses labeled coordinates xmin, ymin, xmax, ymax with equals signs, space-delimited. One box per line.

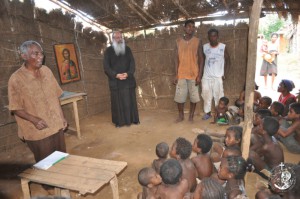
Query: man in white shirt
xmin=200 ymin=29 xmax=230 ymax=120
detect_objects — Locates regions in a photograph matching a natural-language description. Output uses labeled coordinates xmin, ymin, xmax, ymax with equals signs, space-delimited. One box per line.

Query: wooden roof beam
xmin=129 ymin=0 xmax=160 ymax=23
xmin=171 ymin=0 xmax=191 ymax=18
xmin=262 ymin=8 xmax=300 ymax=13
xmin=89 ymin=0 xmax=123 ymax=24
xmin=122 ymin=0 xmax=152 ymax=25
xmin=121 ymin=12 xmax=249 ymax=33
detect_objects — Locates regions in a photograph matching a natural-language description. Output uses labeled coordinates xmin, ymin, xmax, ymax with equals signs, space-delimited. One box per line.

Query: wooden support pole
xmin=242 ymin=0 xmax=264 ymax=159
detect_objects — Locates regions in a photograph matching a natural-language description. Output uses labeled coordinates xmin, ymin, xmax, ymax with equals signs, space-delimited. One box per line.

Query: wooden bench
xmin=18 ymin=155 xmax=127 ymax=199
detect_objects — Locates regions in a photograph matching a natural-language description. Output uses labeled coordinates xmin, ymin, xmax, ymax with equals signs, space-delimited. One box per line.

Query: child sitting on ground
xmin=137 ymin=167 xmax=162 ymax=199
xmin=191 ymin=134 xmax=214 ymax=180
xmin=250 ymin=109 xmax=272 ymax=154
xmin=193 ymin=177 xmax=225 ymax=199
xmin=218 ymin=156 xmax=249 ymax=199
xmin=251 ymin=109 xmax=272 ymax=136
xmin=276 ymin=102 xmax=300 ymax=154
xmin=152 ymin=142 xmax=169 ymax=174
xmin=155 ymin=159 xmax=189 ymax=199
xmin=210 ymin=126 xmax=243 ymax=170
xmin=211 ymin=96 xmax=229 ymax=125
xmin=169 ymin=137 xmax=197 ymax=192
xmin=257 ymin=96 xmax=272 ymax=111
xmin=249 ymin=116 xmax=284 ymax=172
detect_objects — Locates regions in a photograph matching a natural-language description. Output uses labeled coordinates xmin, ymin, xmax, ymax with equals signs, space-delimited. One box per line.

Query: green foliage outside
xmin=258 ymin=14 xmax=284 ymax=40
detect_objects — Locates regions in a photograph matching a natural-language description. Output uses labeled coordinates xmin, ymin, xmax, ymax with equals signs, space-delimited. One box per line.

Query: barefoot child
xmin=137 ymin=167 xmax=162 ymax=199
xmin=169 ymin=137 xmax=197 ymax=192
xmin=156 ymin=159 xmax=189 ymax=199
xmin=249 ymin=116 xmax=284 ymax=172
xmin=152 ymin=142 xmax=169 ymax=174
xmin=191 ymin=134 xmax=214 ymax=180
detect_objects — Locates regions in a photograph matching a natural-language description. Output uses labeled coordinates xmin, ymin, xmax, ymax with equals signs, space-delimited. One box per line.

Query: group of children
xmin=137 ymin=84 xmax=300 ymax=198
xmin=137 ymin=126 xmax=251 ymax=199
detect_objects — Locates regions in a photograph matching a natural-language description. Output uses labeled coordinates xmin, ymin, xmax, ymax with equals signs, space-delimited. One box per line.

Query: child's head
xmin=170 ymin=137 xmax=192 ymax=160
xmin=218 ymin=156 xmax=247 ymax=180
xmin=160 ymin=159 xmax=182 ymax=185
xmin=287 ymin=102 xmax=300 ymax=120
xmin=197 ymin=177 xmax=225 ymax=199
xmin=260 ymin=116 xmax=279 ymax=136
xmin=270 ymin=101 xmax=284 ymax=117
xmin=225 ymin=126 xmax=242 ymax=147
xmin=253 ymin=109 xmax=272 ymax=126
xmin=138 ymin=167 xmax=162 ymax=187
xmin=193 ymin=134 xmax=213 ymax=154
xmin=156 ymin=142 xmax=169 ymax=159
xmin=218 ymin=97 xmax=229 ymax=108
xmin=259 ymin=96 xmax=272 ymax=109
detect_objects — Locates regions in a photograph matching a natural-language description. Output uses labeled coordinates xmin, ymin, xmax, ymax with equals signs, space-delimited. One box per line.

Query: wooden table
xmin=60 ymin=92 xmax=87 ymax=138
xmin=18 ymin=155 xmax=127 ymax=199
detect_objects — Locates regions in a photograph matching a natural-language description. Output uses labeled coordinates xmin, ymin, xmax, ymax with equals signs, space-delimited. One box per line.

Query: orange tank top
xmin=177 ymin=36 xmax=200 ymax=80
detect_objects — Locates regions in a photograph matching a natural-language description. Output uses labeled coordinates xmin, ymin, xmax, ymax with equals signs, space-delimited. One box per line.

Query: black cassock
xmin=103 ymin=45 xmax=139 ymax=127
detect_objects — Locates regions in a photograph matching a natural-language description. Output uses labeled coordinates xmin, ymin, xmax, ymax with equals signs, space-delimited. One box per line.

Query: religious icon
xmin=54 ymin=43 xmax=81 ymax=84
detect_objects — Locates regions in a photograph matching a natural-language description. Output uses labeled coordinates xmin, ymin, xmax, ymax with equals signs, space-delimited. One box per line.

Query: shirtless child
xmin=169 ymin=137 xmax=197 ymax=192
xmin=152 ymin=142 xmax=169 ymax=174
xmin=137 ymin=167 xmax=162 ymax=199
xmin=156 ymin=159 xmax=189 ymax=199
xmin=249 ymin=116 xmax=284 ymax=172
xmin=191 ymin=134 xmax=214 ymax=180
xmin=210 ymin=126 xmax=243 ymax=166
xmin=276 ymin=102 xmax=300 ymax=154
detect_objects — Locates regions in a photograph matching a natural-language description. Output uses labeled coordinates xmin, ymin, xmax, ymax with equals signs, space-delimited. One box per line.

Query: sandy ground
xmin=0 ymin=52 xmax=299 ymax=199
xmin=0 ymin=109 xmax=299 ymax=199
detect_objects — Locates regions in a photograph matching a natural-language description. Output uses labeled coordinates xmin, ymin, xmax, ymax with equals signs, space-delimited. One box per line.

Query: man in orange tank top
xmin=174 ymin=20 xmax=204 ymax=123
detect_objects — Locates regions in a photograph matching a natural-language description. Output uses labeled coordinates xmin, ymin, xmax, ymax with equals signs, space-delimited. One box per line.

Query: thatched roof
xmin=60 ymin=0 xmax=299 ymax=31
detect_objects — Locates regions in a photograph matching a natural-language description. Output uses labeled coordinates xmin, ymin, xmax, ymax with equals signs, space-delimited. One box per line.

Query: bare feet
xmin=175 ymin=116 xmax=184 ymax=123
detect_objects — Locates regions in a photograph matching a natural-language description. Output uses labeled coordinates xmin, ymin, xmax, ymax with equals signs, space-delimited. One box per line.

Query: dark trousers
xmin=26 ymin=130 xmax=66 ymax=162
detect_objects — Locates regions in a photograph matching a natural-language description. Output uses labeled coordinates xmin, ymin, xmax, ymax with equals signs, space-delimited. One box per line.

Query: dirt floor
xmin=0 ymin=109 xmax=299 ymax=199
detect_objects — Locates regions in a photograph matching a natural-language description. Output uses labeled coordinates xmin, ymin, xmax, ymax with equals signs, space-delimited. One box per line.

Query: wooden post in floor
xmin=242 ymin=0 xmax=264 ymax=160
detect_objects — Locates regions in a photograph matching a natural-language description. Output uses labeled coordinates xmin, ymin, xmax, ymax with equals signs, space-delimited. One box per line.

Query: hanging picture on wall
xmin=53 ymin=43 xmax=81 ymax=84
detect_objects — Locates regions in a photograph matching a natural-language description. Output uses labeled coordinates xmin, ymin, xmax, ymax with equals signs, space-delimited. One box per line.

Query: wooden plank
xmin=47 ymin=163 xmax=115 ymax=181
xmin=242 ymin=0 xmax=264 ymax=159
xmin=72 ymin=100 xmax=81 ymax=138
xmin=20 ymin=178 xmax=30 ymax=199
xmin=19 ymin=169 xmax=106 ymax=194
xmin=65 ymin=155 xmax=127 ymax=174
xmin=60 ymin=96 xmax=83 ymax=105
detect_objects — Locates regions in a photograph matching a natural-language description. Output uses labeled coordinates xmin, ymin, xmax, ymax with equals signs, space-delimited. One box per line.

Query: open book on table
xmin=33 ymin=151 xmax=69 ymax=170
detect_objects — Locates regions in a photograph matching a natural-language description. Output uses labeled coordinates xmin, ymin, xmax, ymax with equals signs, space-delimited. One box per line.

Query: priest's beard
xmin=112 ymin=40 xmax=126 ymax=56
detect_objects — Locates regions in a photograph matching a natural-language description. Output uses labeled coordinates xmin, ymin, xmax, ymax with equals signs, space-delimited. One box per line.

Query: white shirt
xmin=203 ymin=43 xmax=226 ymax=79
